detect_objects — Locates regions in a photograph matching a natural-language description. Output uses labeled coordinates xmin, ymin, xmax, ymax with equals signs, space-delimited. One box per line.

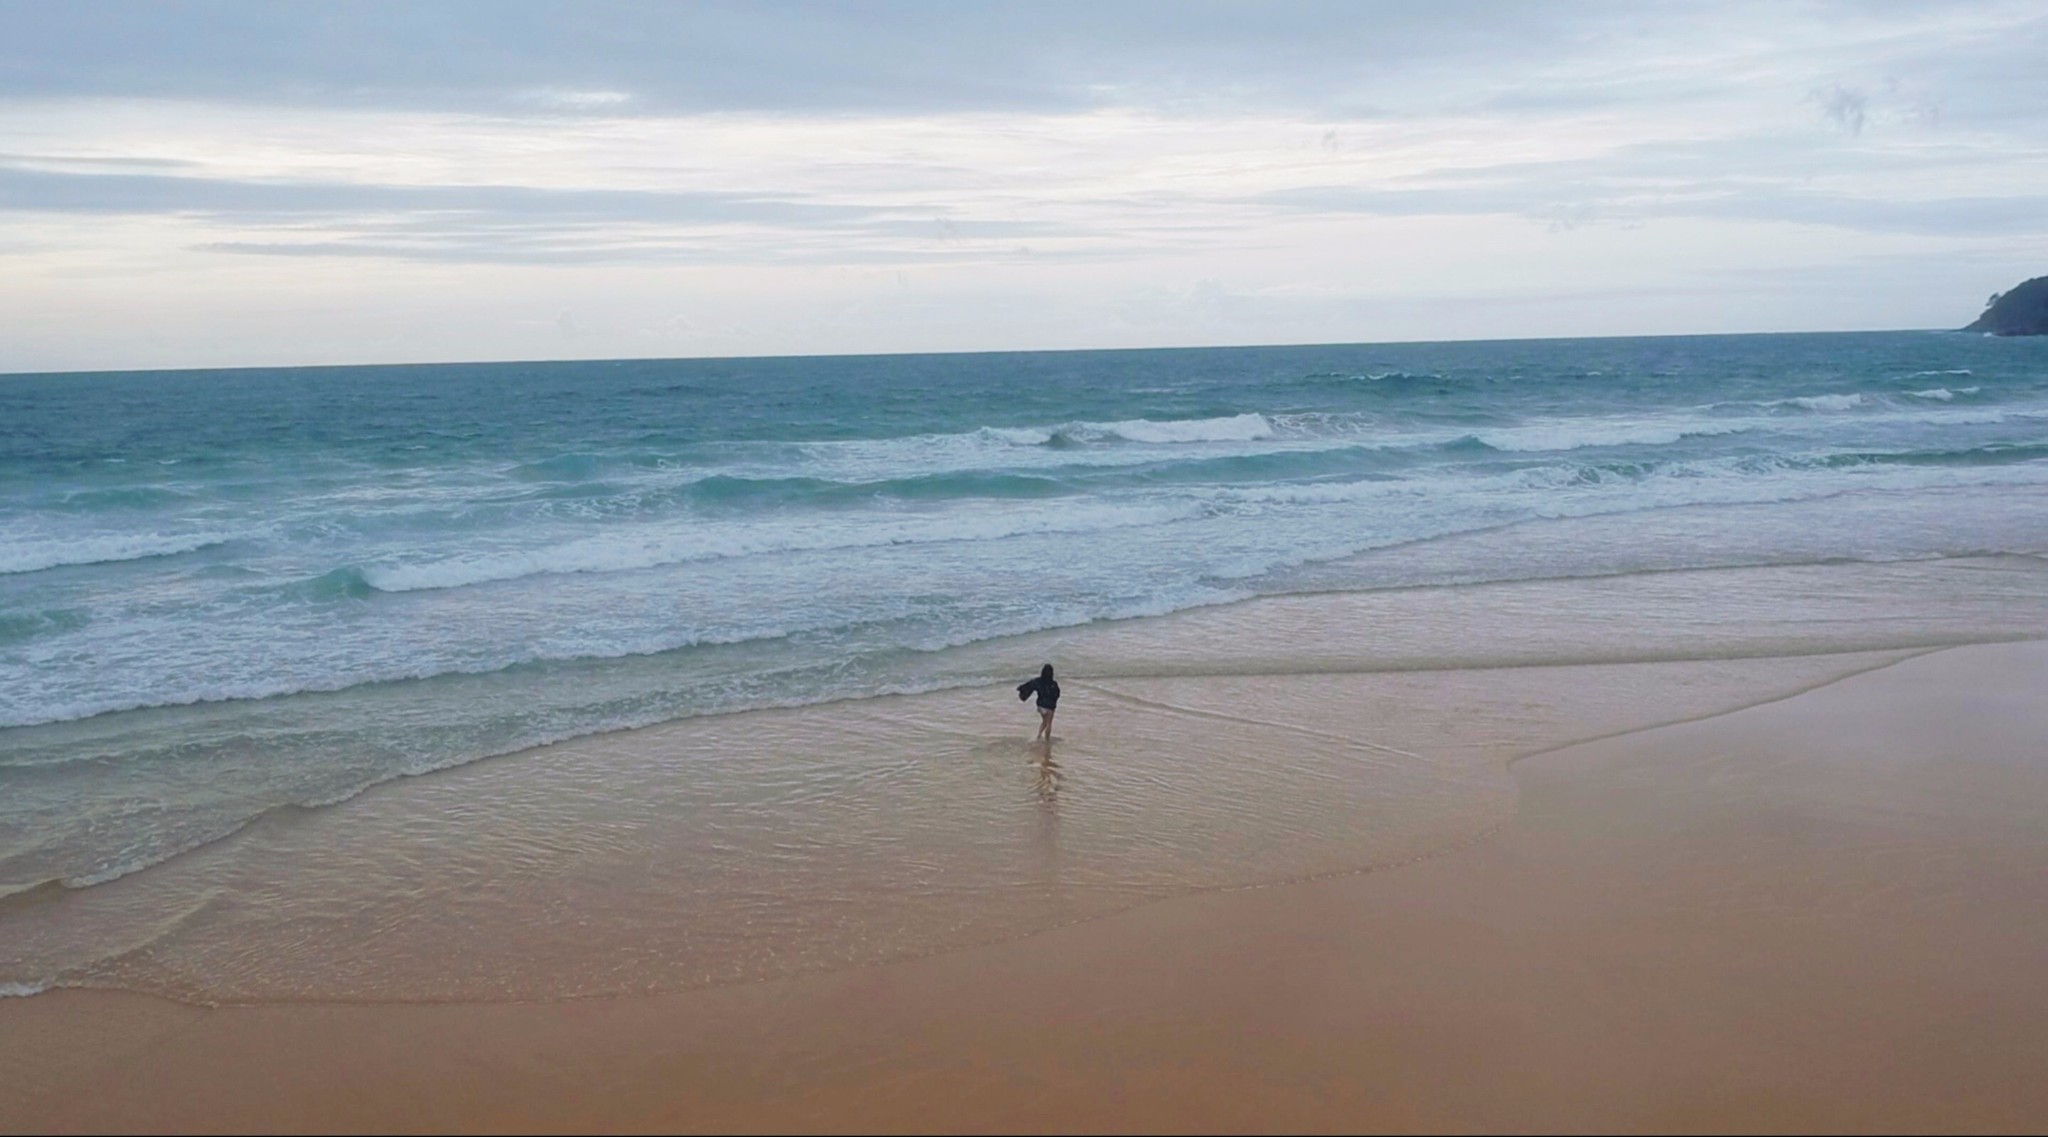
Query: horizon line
xmin=0 ymin=323 xmax=1963 ymax=380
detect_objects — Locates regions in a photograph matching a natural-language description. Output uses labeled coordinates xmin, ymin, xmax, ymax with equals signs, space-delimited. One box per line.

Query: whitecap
xmin=0 ymin=532 xmax=231 ymax=575
xmin=1776 ymin=394 xmax=1864 ymax=412
xmin=1062 ymin=413 xmax=1275 ymax=445
xmin=359 ymin=501 xmax=1197 ymax=594
xmin=1474 ymin=420 xmax=1747 ymax=453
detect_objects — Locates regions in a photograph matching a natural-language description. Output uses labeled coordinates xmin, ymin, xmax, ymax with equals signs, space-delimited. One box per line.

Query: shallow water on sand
xmin=11 ymin=553 xmax=2046 ymax=1003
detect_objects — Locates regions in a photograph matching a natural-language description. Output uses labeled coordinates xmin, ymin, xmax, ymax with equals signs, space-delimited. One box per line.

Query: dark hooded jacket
xmin=1017 ymin=670 xmax=1060 ymax=710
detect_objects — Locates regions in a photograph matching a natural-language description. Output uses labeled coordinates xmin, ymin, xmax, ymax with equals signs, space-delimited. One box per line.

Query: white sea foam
xmin=1474 ymin=419 xmax=1748 ymax=452
xmin=0 ymin=981 xmax=51 ymax=998
xmin=1916 ymin=409 xmax=2013 ymax=426
xmin=360 ymin=501 xmax=1194 ymax=593
xmin=1084 ymin=413 xmax=1274 ymax=444
xmin=761 ymin=413 xmax=1300 ymax=484
xmin=1776 ymin=393 xmax=1865 ymax=412
xmin=0 ymin=617 xmax=810 ymax=729
xmin=1908 ymin=369 xmax=1973 ymax=379
xmin=1215 ymin=443 xmax=2048 ymax=515
xmin=0 ymin=532 xmax=230 ymax=575
xmin=1905 ymin=386 xmax=1982 ymax=401
xmin=968 ymin=413 xmax=1278 ymax=449
xmin=1216 ymin=480 xmax=1403 ymax=506
xmin=968 ymin=413 xmax=1277 ymax=448
xmin=978 ymin=425 xmax=1056 ymax=446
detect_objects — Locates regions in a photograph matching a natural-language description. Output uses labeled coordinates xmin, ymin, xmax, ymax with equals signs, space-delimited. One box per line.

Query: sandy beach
xmin=12 ymin=6 xmax=2048 ymax=1133
xmin=4 ymin=635 xmax=2043 ymax=1133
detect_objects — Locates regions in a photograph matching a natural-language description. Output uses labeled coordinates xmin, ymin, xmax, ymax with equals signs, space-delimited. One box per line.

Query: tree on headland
xmin=1966 ymin=276 xmax=2048 ymax=336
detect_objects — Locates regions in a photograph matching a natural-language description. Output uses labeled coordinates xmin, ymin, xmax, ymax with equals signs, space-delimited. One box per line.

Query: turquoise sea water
xmin=5 ymin=331 xmax=2048 ymax=936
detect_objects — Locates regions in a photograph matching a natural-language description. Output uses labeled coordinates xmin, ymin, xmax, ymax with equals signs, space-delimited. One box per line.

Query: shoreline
xmin=4 ymin=641 xmax=1928 ymax=1006
xmin=0 ymin=642 xmax=1948 ymax=1013
xmin=6 ymin=639 xmax=2047 ymax=1131
xmin=0 ymin=639 xmax=1974 ymax=1010
xmin=11 ymin=540 xmax=2046 ymax=952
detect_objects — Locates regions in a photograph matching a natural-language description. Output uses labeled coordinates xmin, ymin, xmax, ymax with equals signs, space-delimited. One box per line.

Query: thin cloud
xmin=3 ymin=1 xmax=2046 ymax=368
xmin=0 ymin=165 xmax=882 ymax=223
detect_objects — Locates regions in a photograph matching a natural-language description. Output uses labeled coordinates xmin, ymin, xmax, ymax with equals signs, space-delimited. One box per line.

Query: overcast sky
xmin=2 ymin=1 xmax=2044 ymax=372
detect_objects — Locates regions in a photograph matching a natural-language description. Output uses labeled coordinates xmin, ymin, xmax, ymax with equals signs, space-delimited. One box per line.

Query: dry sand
xmin=3 ymin=640 xmax=2045 ymax=1133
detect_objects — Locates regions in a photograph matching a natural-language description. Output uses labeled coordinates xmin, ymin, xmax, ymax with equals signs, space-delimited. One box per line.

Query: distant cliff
xmin=1965 ymin=276 xmax=2048 ymax=335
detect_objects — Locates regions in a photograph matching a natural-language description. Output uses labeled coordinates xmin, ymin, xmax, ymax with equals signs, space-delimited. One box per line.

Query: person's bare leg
xmin=1040 ymin=709 xmax=1054 ymax=740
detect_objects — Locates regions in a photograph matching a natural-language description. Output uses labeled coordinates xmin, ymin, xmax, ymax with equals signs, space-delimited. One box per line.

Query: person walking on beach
xmin=1017 ymin=663 xmax=1060 ymax=741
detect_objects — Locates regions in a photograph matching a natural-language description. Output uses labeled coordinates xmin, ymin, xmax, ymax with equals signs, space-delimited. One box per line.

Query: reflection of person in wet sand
xmin=1016 ymin=663 xmax=1061 ymax=741
xmin=1031 ymin=742 xmax=1062 ymax=800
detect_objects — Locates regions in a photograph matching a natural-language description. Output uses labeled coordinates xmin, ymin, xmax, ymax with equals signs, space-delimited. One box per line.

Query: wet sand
xmin=4 ymin=638 xmax=2045 ymax=1133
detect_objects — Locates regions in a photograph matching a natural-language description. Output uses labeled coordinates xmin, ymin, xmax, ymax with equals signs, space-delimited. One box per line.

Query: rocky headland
xmin=1965 ymin=276 xmax=2048 ymax=335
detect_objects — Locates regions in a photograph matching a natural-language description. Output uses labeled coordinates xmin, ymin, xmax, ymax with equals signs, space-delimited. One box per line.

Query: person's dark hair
xmin=1041 ymin=664 xmax=1055 ymax=680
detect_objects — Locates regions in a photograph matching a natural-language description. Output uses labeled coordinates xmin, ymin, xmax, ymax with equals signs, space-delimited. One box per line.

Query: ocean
xmin=6 ymin=330 xmax=2048 ymax=1002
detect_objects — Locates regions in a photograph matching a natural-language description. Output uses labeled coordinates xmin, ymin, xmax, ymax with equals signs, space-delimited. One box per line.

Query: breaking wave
xmin=0 ymin=532 xmax=231 ymax=575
